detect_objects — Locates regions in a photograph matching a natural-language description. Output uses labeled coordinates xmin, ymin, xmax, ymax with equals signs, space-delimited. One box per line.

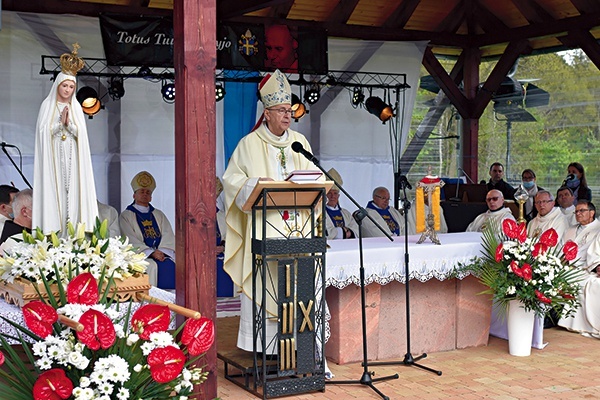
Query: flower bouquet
xmin=0 ymin=221 xmax=149 ymax=306
xmin=0 ymin=271 xmax=215 ymax=399
xmin=468 ymin=219 xmax=583 ymax=317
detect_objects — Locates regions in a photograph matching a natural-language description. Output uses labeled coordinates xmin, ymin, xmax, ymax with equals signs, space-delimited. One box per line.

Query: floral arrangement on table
xmin=0 ymin=271 xmax=215 ymax=399
xmin=464 ymin=218 xmax=584 ymax=317
xmin=0 ymin=220 xmax=148 ymax=289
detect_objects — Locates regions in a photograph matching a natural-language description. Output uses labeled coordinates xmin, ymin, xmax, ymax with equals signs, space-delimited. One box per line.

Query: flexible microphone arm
xmin=458 ymin=167 xmax=476 ymax=184
xmin=291 ymin=141 xmax=393 ymax=242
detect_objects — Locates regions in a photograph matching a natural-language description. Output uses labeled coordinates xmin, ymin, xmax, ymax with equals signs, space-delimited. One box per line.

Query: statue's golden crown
xmin=59 ymin=43 xmax=85 ymax=76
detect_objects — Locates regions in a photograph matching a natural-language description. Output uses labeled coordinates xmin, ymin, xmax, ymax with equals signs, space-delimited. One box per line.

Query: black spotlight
xmin=161 ymin=81 xmax=175 ymax=103
xmin=352 ymin=87 xmax=365 ymax=106
xmin=215 ymin=84 xmax=226 ymax=102
xmin=291 ymin=94 xmax=307 ymax=121
xmin=76 ymin=86 xmax=102 ymax=117
xmin=304 ymin=86 xmax=320 ymax=105
xmin=138 ymin=66 xmax=152 ymax=78
xmin=365 ymin=96 xmax=394 ymax=123
xmin=108 ymin=77 xmax=125 ymax=100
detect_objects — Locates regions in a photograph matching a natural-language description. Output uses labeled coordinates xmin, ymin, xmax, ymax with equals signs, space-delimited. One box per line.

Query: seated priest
xmin=119 ymin=171 xmax=176 ymax=289
xmin=557 ymin=186 xmax=577 ymax=227
xmin=0 ymin=188 xmax=33 ymax=254
xmin=558 ymin=200 xmax=600 ymax=338
xmin=0 ymin=184 xmax=19 ymax=234
xmin=527 ymin=190 xmax=570 ymax=242
xmin=466 ymin=189 xmax=516 ymax=232
xmin=362 ymin=186 xmax=404 ymax=237
xmin=324 ymin=168 xmax=358 ymax=240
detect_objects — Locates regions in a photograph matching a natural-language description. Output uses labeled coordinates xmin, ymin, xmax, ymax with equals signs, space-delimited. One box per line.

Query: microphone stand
xmin=368 ymin=173 xmax=442 ymax=376
xmin=1 ymin=144 xmax=32 ymax=189
xmin=299 ymin=155 xmax=398 ymax=400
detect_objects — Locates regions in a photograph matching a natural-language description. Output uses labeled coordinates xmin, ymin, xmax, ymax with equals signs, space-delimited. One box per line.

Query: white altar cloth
xmin=325 ymin=232 xmax=483 ymax=289
xmin=0 ymin=287 xmax=176 ymax=344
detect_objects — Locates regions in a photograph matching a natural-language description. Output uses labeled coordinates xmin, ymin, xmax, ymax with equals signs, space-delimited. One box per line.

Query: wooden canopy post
xmin=461 ymin=46 xmax=481 ymax=183
xmin=173 ymin=0 xmax=217 ymax=398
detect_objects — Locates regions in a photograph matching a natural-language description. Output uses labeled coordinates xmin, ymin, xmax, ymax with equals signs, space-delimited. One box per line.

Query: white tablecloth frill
xmin=325 ymin=231 xmax=483 ymax=289
xmin=0 ymin=287 xmax=176 ymax=345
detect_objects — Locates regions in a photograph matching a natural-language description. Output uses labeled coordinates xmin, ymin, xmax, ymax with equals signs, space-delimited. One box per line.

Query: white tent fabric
xmin=0 ymin=10 xmax=424 ymax=227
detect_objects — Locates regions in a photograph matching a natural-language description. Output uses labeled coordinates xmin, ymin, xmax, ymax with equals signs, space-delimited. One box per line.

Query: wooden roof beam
xmin=472 ymin=1 xmax=509 ymax=34
xmin=434 ymin=1 xmax=466 ymax=34
xmin=268 ymin=0 xmax=295 ymax=19
xmin=474 ymin=11 xmax=600 ymax=47
xmin=382 ymin=0 xmax=421 ymax=29
xmin=510 ymin=0 xmax=555 ymax=24
xmin=3 ymin=0 xmax=171 ymax=17
xmin=567 ymin=29 xmax=600 ymax=72
xmin=471 ymin=39 xmax=532 ymax=118
xmin=327 ymin=0 xmax=360 ymax=25
xmin=218 ymin=0 xmax=290 ymax=20
xmin=569 ymin=0 xmax=600 ymax=14
xmin=422 ymin=48 xmax=470 ymax=117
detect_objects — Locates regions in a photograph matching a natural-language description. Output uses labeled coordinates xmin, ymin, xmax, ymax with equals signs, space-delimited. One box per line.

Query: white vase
xmin=507 ymin=299 xmax=535 ymax=356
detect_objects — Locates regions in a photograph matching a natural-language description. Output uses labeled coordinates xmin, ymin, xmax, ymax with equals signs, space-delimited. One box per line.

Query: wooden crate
xmin=0 ymin=274 xmax=151 ymax=307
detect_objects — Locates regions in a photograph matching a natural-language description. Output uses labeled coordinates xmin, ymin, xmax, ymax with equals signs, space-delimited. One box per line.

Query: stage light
xmin=108 ymin=77 xmax=125 ymax=100
xmin=215 ymin=84 xmax=226 ymax=102
xmin=76 ymin=86 xmax=102 ymax=117
xmin=352 ymin=87 xmax=365 ymax=107
xmin=365 ymin=96 xmax=394 ymax=123
xmin=304 ymin=86 xmax=320 ymax=105
xmin=138 ymin=66 xmax=152 ymax=78
xmin=291 ymin=94 xmax=307 ymax=121
xmin=161 ymin=81 xmax=175 ymax=103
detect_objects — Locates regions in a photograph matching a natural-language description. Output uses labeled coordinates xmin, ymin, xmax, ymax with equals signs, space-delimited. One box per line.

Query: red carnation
xmin=76 ymin=309 xmax=116 ymax=350
xmin=535 ymin=289 xmax=552 ymax=304
xmin=147 ymin=346 xmax=186 ymax=383
xmin=131 ymin=304 xmax=171 ymax=340
xmin=510 ymin=260 xmax=523 ymax=278
xmin=516 ymin=222 xmax=528 ymax=243
xmin=532 ymin=243 xmax=549 ymax=258
xmin=23 ymin=301 xmax=58 ymax=339
xmin=495 ymin=243 xmax=504 ymax=263
xmin=539 ymin=228 xmax=559 ymax=247
xmin=33 ymin=369 xmax=73 ymax=400
xmin=562 ymin=241 xmax=578 ymax=261
xmin=67 ymin=273 xmax=99 ymax=305
xmin=182 ymin=317 xmax=215 ymax=356
xmin=502 ymin=219 xmax=518 ymax=239
xmin=521 ymin=263 xmax=533 ymax=281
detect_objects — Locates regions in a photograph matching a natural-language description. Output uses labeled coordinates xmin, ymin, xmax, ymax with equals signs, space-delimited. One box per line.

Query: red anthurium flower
xmin=131 ymin=304 xmax=171 ymax=340
xmin=510 ymin=260 xmax=523 ymax=278
xmin=0 ymin=351 xmax=4 ymax=366
xmin=67 ymin=273 xmax=99 ymax=305
xmin=33 ymin=369 xmax=73 ymax=400
xmin=539 ymin=228 xmax=559 ymax=247
xmin=563 ymin=241 xmax=578 ymax=261
xmin=502 ymin=219 xmax=518 ymax=239
xmin=495 ymin=243 xmax=504 ymax=263
xmin=23 ymin=301 xmax=58 ymax=339
xmin=558 ymin=290 xmax=575 ymax=300
xmin=147 ymin=346 xmax=186 ymax=383
xmin=516 ymin=222 xmax=528 ymax=243
xmin=76 ymin=309 xmax=116 ymax=350
xmin=182 ymin=317 xmax=215 ymax=356
xmin=521 ymin=263 xmax=533 ymax=281
xmin=535 ymin=289 xmax=552 ymax=304
xmin=532 ymin=243 xmax=549 ymax=258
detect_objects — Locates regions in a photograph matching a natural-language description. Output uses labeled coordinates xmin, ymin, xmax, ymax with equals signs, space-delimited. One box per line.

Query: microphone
xmin=0 ymin=142 xmax=17 ymax=148
xmin=458 ymin=167 xmax=475 ymax=184
xmin=291 ymin=141 xmax=319 ymax=164
xmin=562 ymin=173 xmax=575 ymax=186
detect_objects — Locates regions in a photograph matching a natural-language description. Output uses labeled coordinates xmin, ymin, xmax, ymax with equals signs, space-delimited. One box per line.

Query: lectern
xmin=244 ymin=181 xmax=332 ymax=399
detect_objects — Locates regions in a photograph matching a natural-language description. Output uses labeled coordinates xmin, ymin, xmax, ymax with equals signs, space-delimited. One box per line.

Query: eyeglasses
xmin=534 ymin=200 xmax=554 ymax=205
xmin=374 ymin=194 xmax=390 ymax=201
xmin=486 ymin=196 xmax=500 ymax=202
xmin=574 ymin=209 xmax=592 ymax=214
xmin=268 ymin=107 xmax=293 ymax=115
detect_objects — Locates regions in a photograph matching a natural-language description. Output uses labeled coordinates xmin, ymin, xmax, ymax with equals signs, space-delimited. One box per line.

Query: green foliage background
xmin=408 ymin=50 xmax=600 ymax=198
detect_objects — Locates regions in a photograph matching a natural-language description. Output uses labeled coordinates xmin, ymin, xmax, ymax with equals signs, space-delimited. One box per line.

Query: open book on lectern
xmin=285 ymin=170 xmax=323 ymax=182
xmin=241 ymin=180 xmax=333 ymax=212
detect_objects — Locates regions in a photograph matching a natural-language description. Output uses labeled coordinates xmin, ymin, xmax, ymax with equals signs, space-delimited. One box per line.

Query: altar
xmin=325 ymin=232 xmax=492 ymax=364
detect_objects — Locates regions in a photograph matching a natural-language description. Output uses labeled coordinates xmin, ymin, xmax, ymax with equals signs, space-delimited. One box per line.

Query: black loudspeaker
xmin=441 ymin=202 xmax=489 ymax=232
